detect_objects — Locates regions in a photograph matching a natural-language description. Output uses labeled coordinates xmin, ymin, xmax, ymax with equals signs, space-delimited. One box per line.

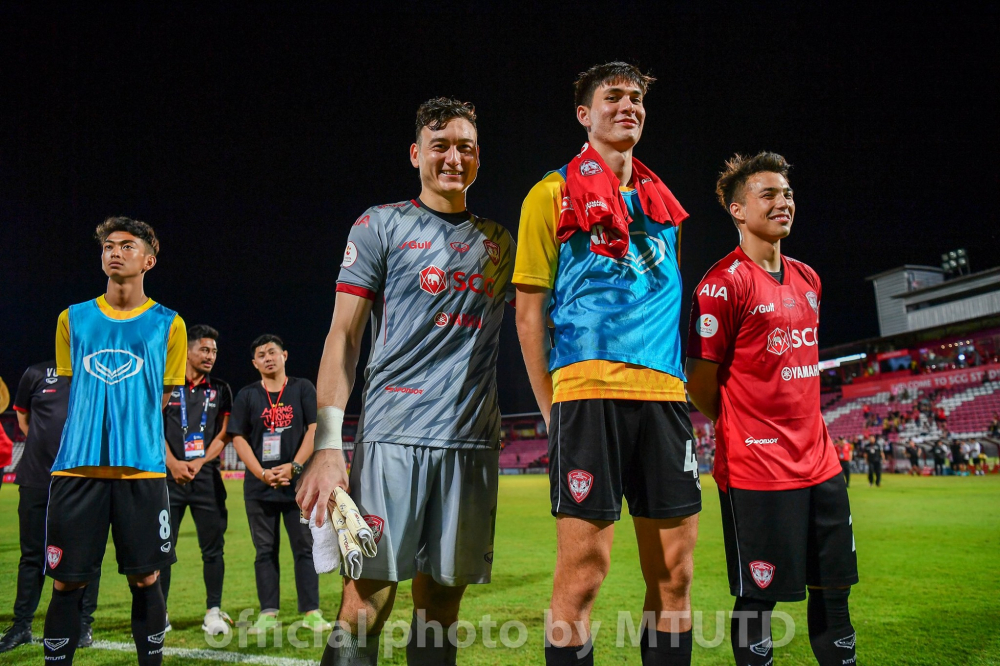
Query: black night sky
xmin=2 ymin=4 xmax=998 ymax=414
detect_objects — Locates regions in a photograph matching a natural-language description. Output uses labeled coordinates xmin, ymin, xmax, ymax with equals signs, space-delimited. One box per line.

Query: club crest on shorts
xmin=46 ymin=545 xmax=63 ymax=569
xmin=749 ymin=560 xmax=775 ymax=589
xmin=567 ymin=469 xmax=594 ymax=503
xmin=483 ymin=240 xmax=500 ymax=266
xmin=363 ymin=515 xmax=384 ymax=544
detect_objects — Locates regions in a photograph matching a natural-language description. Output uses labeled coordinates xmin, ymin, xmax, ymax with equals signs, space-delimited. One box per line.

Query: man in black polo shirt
xmin=0 ymin=361 xmax=100 ymax=654
xmin=229 ymin=334 xmax=329 ymax=634
xmin=863 ymin=437 xmax=884 ymax=487
xmin=161 ymin=325 xmax=234 ymax=636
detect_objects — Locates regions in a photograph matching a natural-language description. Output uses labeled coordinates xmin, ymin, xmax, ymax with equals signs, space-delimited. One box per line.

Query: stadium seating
xmin=498 ymin=439 xmax=548 ymax=469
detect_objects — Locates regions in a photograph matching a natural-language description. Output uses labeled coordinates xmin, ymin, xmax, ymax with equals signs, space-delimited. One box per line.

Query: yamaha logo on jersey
xmin=567 ymin=469 xmax=594 ymax=503
xmin=749 ymin=560 xmax=775 ymax=589
xmin=82 ymin=350 xmax=145 ymax=385
xmin=483 ymin=240 xmax=501 ymax=266
xmin=579 ymin=159 xmax=603 ymax=176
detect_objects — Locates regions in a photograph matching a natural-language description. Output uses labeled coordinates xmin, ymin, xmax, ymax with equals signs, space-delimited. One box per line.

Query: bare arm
xmin=296 ymin=292 xmax=374 ymax=525
xmin=294 ymin=423 xmax=316 ymax=465
xmin=202 ymin=417 xmax=231 ymax=464
xmin=232 ymin=434 xmax=266 ymax=482
xmin=17 ymin=411 xmax=29 ymax=436
xmin=162 ymin=387 xmax=173 ymax=411
xmin=515 ymin=284 xmax=554 ymax=428
xmin=685 ymin=357 xmax=721 ymax=423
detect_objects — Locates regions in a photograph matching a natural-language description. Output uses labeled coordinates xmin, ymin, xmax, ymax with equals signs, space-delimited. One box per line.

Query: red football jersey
xmin=687 ymin=246 xmax=842 ymax=492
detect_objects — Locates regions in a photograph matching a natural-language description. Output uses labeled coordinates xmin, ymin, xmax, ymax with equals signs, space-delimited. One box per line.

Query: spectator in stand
xmin=935 ymin=407 xmax=947 ymax=426
xmin=836 ymin=438 xmax=853 ymax=488
xmin=863 ymin=437 xmax=884 ymax=487
xmin=931 ymin=441 xmax=949 ymax=476
xmin=905 ymin=441 xmax=922 ymax=476
xmin=989 ymin=414 xmax=1000 ymax=438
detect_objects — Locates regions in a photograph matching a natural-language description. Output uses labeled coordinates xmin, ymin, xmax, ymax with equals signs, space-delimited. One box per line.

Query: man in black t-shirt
xmin=0 ymin=362 xmax=100 ymax=654
xmin=905 ymin=441 xmax=922 ymax=476
xmin=228 ymin=334 xmax=329 ymax=634
xmin=161 ymin=325 xmax=234 ymax=636
xmin=931 ymin=441 xmax=949 ymax=476
xmin=863 ymin=437 xmax=884 ymax=487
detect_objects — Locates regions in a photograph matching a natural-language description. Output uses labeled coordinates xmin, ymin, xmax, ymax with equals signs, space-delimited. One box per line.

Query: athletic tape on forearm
xmin=314 ymin=406 xmax=345 ymax=451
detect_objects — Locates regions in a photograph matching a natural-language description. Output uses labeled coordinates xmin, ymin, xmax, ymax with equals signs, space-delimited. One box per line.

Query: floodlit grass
xmin=1 ymin=473 xmax=998 ymax=664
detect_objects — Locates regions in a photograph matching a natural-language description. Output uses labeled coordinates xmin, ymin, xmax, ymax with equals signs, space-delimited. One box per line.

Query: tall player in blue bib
xmin=43 ymin=217 xmax=187 ymax=666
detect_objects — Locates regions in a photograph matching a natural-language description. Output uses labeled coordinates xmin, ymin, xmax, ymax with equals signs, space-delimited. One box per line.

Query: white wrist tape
xmin=314 ymin=406 xmax=345 ymax=451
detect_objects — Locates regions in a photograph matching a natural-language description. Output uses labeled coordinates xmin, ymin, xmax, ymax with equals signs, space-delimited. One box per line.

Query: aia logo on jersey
xmin=806 ymin=291 xmax=819 ymax=314
xmin=450 ymin=241 xmax=470 ymax=253
xmin=46 ymin=545 xmax=63 ymax=569
xmin=579 ymin=159 xmax=603 ymax=176
xmin=698 ymin=283 xmax=728 ymax=301
xmin=419 ymin=265 xmax=448 ymax=295
xmin=353 ymin=215 xmax=370 ymax=227
xmin=363 ymin=515 xmax=384 ymax=544
xmin=766 ymin=328 xmax=792 ymax=355
xmin=567 ymin=469 xmax=594 ymax=503
xmin=749 ymin=560 xmax=775 ymax=589
xmin=483 ymin=240 xmax=501 ymax=266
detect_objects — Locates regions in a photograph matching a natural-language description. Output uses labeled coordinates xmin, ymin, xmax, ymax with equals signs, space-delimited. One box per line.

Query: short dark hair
xmin=715 ymin=152 xmax=792 ymax=209
xmin=251 ymin=334 xmax=284 ymax=354
xmin=94 ymin=216 xmax=160 ymax=256
xmin=415 ymin=97 xmax=477 ymax=142
xmin=573 ymin=61 xmax=655 ymax=109
xmin=187 ymin=325 xmax=219 ymax=346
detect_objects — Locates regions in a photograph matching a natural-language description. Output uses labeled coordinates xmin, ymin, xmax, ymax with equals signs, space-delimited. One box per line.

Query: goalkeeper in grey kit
xmin=296 ymin=97 xmax=515 ymax=665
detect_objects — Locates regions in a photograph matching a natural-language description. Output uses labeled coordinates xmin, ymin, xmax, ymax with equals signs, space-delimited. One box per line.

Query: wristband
xmin=314 ymin=406 xmax=345 ymax=451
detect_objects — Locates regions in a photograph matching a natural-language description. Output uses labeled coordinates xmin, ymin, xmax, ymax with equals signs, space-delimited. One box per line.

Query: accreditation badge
xmin=262 ymin=432 xmax=282 ymax=462
xmin=184 ymin=432 xmax=206 ymax=459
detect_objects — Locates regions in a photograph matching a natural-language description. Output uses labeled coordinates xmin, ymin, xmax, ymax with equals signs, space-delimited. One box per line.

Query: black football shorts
xmin=719 ymin=472 xmax=859 ymax=602
xmin=45 ymin=475 xmax=176 ymax=581
xmin=548 ymin=399 xmax=702 ymax=521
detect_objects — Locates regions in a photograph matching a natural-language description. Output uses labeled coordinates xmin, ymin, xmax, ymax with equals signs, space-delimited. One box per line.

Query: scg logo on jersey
xmin=419 ymin=266 xmax=495 ymax=297
xmin=82 ymin=350 xmax=145 ymax=385
xmin=790 ymin=327 xmax=817 ymax=348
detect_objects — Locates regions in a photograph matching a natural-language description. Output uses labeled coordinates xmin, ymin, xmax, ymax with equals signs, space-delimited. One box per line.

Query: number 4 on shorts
xmin=684 ymin=439 xmax=699 ymax=478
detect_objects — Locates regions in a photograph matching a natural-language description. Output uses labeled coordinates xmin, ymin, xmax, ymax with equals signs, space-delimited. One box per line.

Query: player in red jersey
xmin=686 ymin=153 xmax=859 ymax=666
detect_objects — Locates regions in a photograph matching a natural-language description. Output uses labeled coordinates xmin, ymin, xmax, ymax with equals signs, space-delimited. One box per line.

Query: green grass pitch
xmin=1 ymin=473 xmax=998 ymax=665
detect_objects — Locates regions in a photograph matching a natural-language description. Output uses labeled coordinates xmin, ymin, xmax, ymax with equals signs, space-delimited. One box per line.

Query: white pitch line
xmin=31 ymin=638 xmax=318 ymax=665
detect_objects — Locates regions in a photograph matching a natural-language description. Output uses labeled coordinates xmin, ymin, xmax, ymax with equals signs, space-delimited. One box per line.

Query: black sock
xmin=44 ymin=586 xmax=85 ymax=664
xmin=130 ymin=581 xmax=167 ymax=666
xmin=640 ymin=627 xmax=692 ymax=665
xmin=406 ymin=612 xmax=457 ymax=665
xmin=808 ymin=588 xmax=856 ymax=666
xmin=731 ymin=597 xmax=775 ymax=666
xmin=204 ymin=556 xmax=225 ymax=609
xmin=545 ymin=640 xmax=594 ymax=665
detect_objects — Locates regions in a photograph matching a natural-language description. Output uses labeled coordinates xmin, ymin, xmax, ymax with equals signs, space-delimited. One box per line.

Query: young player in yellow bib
xmin=44 ymin=217 xmax=186 ymax=665
xmin=515 ymin=62 xmax=700 ymax=666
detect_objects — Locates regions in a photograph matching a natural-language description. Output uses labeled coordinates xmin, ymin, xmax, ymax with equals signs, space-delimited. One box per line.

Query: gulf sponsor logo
xmin=698 ymin=283 xmax=728 ymax=301
xmin=781 ymin=364 xmax=820 ymax=381
xmin=418 ymin=265 xmax=496 ymax=297
xmin=749 ymin=302 xmax=774 ymax=315
xmin=399 ymin=240 xmax=432 ymax=250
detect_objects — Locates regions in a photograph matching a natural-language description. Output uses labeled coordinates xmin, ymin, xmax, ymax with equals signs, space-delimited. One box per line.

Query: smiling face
xmin=730 ymin=171 xmax=795 ymax=243
xmin=252 ymin=342 xmax=287 ymax=377
xmin=577 ymin=80 xmax=646 ymax=151
xmin=188 ymin=337 xmax=218 ymax=375
xmin=101 ymin=231 xmax=156 ymax=280
xmin=410 ymin=118 xmax=479 ymax=200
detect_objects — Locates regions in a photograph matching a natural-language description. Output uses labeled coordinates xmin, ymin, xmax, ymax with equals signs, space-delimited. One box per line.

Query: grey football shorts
xmin=348 ymin=441 xmax=499 ymax=586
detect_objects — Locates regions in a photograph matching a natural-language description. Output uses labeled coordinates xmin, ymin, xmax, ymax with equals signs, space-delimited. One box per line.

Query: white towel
xmin=309 ymin=505 xmax=341 ymax=574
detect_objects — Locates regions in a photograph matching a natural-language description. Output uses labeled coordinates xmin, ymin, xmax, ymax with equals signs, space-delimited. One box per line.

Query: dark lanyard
xmin=180 ymin=385 xmax=211 ymax=437
xmin=263 ymin=379 xmax=288 ymax=434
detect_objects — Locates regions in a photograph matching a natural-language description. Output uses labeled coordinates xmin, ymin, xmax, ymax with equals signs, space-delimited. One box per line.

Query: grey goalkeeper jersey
xmin=337 ymin=200 xmax=515 ymax=449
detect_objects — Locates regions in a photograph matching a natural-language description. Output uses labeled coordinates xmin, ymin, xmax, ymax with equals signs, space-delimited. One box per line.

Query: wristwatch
xmin=291 ymin=461 xmax=304 ymax=478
